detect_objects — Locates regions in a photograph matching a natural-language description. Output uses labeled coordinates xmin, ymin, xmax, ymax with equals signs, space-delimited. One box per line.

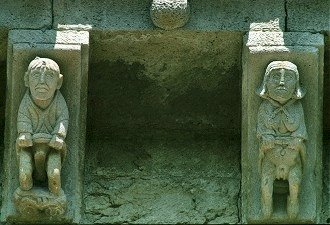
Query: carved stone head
xmin=24 ymin=57 xmax=63 ymax=101
xmin=257 ymin=61 xmax=305 ymax=103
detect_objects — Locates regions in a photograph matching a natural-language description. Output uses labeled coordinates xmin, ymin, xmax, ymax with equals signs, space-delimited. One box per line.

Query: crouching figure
xmin=256 ymin=61 xmax=307 ymax=219
xmin=14 ymin=57 xmax=69 ymax=216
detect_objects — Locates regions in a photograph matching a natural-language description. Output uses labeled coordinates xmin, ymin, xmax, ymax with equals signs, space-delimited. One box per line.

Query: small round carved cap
xmin=150 ymin=0 xmax=190 ymax=30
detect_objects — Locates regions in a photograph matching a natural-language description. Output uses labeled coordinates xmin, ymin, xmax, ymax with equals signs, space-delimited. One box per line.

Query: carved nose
xmin=279 ymin=70 xmax=285 ymax=85
xmin=39 ymin=73 xmax=45 ymax=83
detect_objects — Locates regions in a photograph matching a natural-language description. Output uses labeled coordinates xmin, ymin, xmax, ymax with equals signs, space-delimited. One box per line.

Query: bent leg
xmin=47 ymin=151 xmax=62 ymax=195
xmin=19 ymin=149 xmax=33 ymax=190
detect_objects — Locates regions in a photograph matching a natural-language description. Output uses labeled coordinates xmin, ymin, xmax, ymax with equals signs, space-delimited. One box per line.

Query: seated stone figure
xmin=256 ymin=61 xmax=307 ymax=219
xmin=16 ymin=57 xmax=69 ymax=196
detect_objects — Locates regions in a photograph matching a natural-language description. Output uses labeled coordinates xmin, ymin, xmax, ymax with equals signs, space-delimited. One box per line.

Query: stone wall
xmin=0 ymin=0 xmax=329 ymax=224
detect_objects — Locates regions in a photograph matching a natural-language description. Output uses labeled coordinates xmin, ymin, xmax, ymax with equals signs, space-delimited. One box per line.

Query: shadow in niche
xmin=86 ymin=60 xmax=242 ymax=141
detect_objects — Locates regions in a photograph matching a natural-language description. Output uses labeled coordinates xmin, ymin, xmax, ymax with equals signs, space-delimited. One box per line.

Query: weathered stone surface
xmin=54 ymin=0 xmax=153 ymax=30
xmin=83 ymin=135 xmax=240 ymax=224
xmin=287 ymin=0 xmax=330 ymax=32
xmin=150 ymin=0 xmax=190 ymax=30
xmin=187 ymin=0 xmax=285 ymax=31
xmin=0 ymin=0 xmax=51 ymax=29
xmin=242 ymin=32 xmax=324 ymax=223
xmin=88 ymin=31 xmax=242 ymax=137
xmin=1 ymin=30 xmax=89 ymax=224
xmin=54 ymin=0 xmax=285 ymax=31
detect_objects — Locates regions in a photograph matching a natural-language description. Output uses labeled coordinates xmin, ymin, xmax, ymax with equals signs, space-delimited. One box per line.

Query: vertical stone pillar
xmin=1 ymin=30 xmax=89 ymax=224
xmin=242 ymin=32 xmax=324 ymax=223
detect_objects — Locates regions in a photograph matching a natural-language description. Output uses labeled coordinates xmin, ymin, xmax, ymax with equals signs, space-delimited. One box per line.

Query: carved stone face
xmin=29 ymin=66 xmax=59 ymax=101
xmin=266 ymin=68 xmax=296 ymax=104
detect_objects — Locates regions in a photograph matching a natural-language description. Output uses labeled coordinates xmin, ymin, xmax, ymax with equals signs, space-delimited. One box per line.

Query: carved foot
xmin=287 ymin=196 xmax=299 ymax=219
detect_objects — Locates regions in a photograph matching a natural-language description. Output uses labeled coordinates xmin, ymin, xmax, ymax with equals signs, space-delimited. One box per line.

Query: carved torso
xmin=257 ymin=99 xmax=307 ymax=140
xmin=17 ymin=90 xmax=69 ymax=138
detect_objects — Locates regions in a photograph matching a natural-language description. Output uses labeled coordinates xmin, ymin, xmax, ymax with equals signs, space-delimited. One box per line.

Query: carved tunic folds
xmin=257 ymin=99 xmax=307 ymax=140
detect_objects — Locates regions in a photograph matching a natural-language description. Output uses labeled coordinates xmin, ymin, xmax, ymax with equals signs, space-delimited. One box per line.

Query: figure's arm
xmin=257 ymin=102 xmax=275 ymax=152
xmin=17 ymin=96 xmax=33 ymax=147
xmin=257 ymin=101 xmax=275 ymax=173
xmin=49 ymin=93 xmax=69 ymax=151
xmin=291 ymin=102 xmax=308 ymax=140
xmin=288 ymin=102 xmax=307 ymax=170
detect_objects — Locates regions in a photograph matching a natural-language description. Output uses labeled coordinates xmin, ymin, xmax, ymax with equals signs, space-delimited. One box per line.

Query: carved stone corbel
xmin=150 ymin=0 xmax=190 ymax=30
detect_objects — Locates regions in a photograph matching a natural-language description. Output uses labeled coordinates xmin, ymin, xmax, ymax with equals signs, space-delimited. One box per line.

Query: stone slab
xmin=1 ymin=30 xmax=89 ymax=224
xmin=54 ymin=0 xmax=285 ymax=31
xmin=0 ymin=0 xmax=51 ymax=29
xmin=242 ymin=32 xmax=324 ymax=223
xmin=287 ymin=0 xmax=330 ymax=32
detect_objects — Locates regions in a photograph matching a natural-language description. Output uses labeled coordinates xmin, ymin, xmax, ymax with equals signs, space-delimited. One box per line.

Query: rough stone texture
xmin=150 ymin=0 xmax=190 ymax=30
xmin=53 ymin=0 xmax=153 ymax=30
xmin=87 ymin=31 xmax=242 ymax=138
xmin=287 ymin=0 xmax=330 ymax=32
xmin=242 ymin=32 xmax=324 ymax=223
xmin=1 ymin=30 xmax=89 ymax=224
xmin=82 ymin=134 xmax=240 ymax=224
xmin=54 ymin=0 xmax=285 ymax=31
xmin=186 ymin=0 xmax=285 ymax=31
xmin=0 ymin=0 xmax=51 ymax=29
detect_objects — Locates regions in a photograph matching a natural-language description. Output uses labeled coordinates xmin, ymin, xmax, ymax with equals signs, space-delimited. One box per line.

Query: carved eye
xmin=270 ymin=72 xmax=281 ymax=81
xmin=45 ymin=71 xmax=55 ymax=79
xmin=285 ymin=72 xmax=295 ymax=82
xmin=31 ymin=72 xmax=41 ymax=78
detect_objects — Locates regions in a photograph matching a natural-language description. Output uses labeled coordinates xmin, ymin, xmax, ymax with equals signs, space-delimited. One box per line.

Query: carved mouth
xmin=35 ymin=87 xmax=49 ymax=92
xmin=276 ymin=87 xmax=287 ymax=91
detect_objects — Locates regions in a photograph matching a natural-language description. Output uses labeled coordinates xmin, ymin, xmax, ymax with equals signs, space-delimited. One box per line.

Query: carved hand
xmin=288 ymin=138 xmax=303 ymax=150
xmin=261 ymin=136 xmax=275 ymax=151
xmin=17 ymin=133 xmax=33 ymax=147
xmin=49 ymin=135 xmax=64 ymax=150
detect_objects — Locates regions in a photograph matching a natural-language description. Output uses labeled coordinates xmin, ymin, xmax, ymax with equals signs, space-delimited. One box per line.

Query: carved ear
xmin=24 ymin=71 xmax=29 ymax=87
xmin=57 ymin=74 xmax=63 ymax=89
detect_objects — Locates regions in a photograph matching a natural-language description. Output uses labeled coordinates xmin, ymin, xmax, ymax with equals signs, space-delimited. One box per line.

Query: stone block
xmin=1 ymin=30 xmax=89 ymax=224
xmin=287 ymin=0 xmax=330 ymax=32
xmin=0 ymin=0 xmax=51 ymax=29
xmin=242 ymin=32 xmax=324 ymax=223
xmin=54 ymin=0 xmax=153 ymax=30
xmin=187 ymin=0 xmax=285 ymax=31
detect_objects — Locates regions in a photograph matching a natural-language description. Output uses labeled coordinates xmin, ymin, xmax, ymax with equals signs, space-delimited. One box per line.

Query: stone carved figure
xmin=14 ymin=57 xmax=69 ymax=216
xmin=256 ymin=61 xmax=307 ymax=219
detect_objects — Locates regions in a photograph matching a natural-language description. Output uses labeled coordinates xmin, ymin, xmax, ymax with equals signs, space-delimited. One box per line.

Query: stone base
xmin=14 ymin=187 xmax=67 ymax=217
